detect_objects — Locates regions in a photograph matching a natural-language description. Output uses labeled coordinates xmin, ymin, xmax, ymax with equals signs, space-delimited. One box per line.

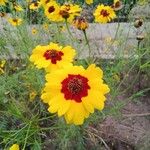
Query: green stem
xmin=137 ymin=41 xmax=141 ymax=90
xmin=22 ymin=122 xmax=32 ymax=150
xmin=65 ymin=19 xmax=74 ymax=39
xmin=83 ymin=30 xmax=92 ymax=63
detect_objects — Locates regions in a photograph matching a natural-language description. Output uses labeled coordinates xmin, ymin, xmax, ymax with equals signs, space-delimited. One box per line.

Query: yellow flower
xmin=59 ymin=3 xmax=82 ymax=23
xmin=85 ymin=0 xmax=93 ymax=5
xmin=29 ymin=1 xmax=41 ymax=10
xmin=29 ymin=42 xmax=76 ymax=72
xmin=41 ymin=64 xmax=110 ymax=125
xmin=14 ymin=4 xmax=24 ymax=12
xmin=0 ymin=60 xmax=6 ymax=68
xmin=94 ymin=4 xmax=116 ymax=23
xmin=29 ymin=91 xmax=37 ymax=101
xmin=8 ymin=18 xmax=22 ymax=26
xmin=44 ymin=1 xmax=62 ymax=22
xmin=59 ymin=25 xmax=66 ymax=32
xmin=73 ymin=17 xmax=89 ymax=31
xmin=43 ymin=23 xmax=49 ymax=30
xmin=32 ymin=27 xmax=38 ymax=34
xmin=9 ymin=144 xmax=19 ymax=150
xmin=0 ymin=0 xmax=7 ymax=6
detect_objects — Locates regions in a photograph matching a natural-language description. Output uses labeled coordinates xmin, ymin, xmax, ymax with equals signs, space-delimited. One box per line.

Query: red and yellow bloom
xmin=29 ymin=42 xmax=76 ymax=72
xmin=9 ymin=144 xmax=19 ymax=150
xmin=94 ymin=4 xmax=116 ymax=23
xmin=41 ymin=64 xmax=110 ymax=125
xmin=44 ymin=1 xmax=62 ymax=22
xmin=29 ymin=1 xmax=41 ymax=10
xmin=8 ymin=18 xmax=22 ymax=26
xmin=59 ymin=3 xmax=82 ymax=23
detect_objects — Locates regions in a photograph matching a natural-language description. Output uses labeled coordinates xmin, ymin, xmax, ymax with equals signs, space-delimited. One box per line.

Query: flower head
xmin=59 ymin=3 xmax=82 ymax=23
xmin=9 ymin=144 xmax=19 ymax=150
xmin=73 ymin=17 xmax=89 ymax=31
xmin=14 ymin=4 xmax=24 ymax=12
xmin=44 ymin=1 xmax=62 ymax=22
xmin=41 ymin=64 xmax=110 ymax=125
xmin=8 ymin=18 xmax=22 ymax=26
xmin=85 ymin=0 xmax=93 ymax=5
xmin=43 ymin=23 xmax=49 ymax=30
xmin=29 ymin=1 xmax=41 ymax=10
xmin=0 ymin=0 xmax=7 ymax=6
xmin=94 ymin=4 xmax=116 ymax=23
xmin=32 ymin=27 xmax=38 ymax=35
xmin=30 ymin=42 xmax=76 ymax=72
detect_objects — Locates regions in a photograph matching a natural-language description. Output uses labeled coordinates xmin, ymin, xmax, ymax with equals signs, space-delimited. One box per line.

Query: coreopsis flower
xmin=44 ymin=1 xmax=62 ymax=22
xmin=29 ymin=1 xmax=41 ymax=10
xmin=9 ymin=144 xmax=19 ymax=150
xmin=43 ymin=23 xmax=49 ymax=30
xmin=94 ymin=4 xmax=116 ymax=23
xmin=14 ymin=4 xmax=24 ymax=12
xmin=85 ymin=0 xmax=93 ymax=5
xmin=60 ymin=25 xmax=66 ymax=32
xmin=8 ymin=18 xmax=22 ymax=26
xmin=41 ymin=64 xmax=110 ymax=125
xmin=112 ymin=0 xmax=123 ymax=11
xmin=0 ymin=0 xmax=7 ymax=6
xmin=32 ymin=27 xmax=38 ymax=34
xmin=59 ymin=3 xmax=82 ymax=23
xmin=73 ymin=17 xmax=89 ymax=31
xmin=29 ymin=42 xmax=76 ymax=72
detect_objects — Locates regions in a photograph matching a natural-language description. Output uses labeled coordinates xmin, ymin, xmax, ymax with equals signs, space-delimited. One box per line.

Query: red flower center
xmin=43 ymin=50 xmax=64 ymax=64
xmin=100 ymin=9 xmax=110 ymax=17
xmin=61 ymin=74 xmax=90 ymax=103
xmin=48 ymin=6 xmax=55 ymax=13
xmin=33 ymin=2 xmax=39 ymax=7
xmin=59 ymin=10 xmax=70 ymax=19
xmin=12 ymin=19 xmax=18 ymax=23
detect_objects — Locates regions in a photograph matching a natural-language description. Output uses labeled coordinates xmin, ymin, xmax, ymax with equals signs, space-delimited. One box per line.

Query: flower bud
xmin=134 ymin=19 xmax=143 ymax=28
xmin=73 ymin=17 xmax=89 ymax=31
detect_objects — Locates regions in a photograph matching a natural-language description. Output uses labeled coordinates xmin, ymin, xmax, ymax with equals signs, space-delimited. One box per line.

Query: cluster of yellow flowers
xmin=1 ymin=0 xmax=123 ymax=27
xmin=29 ymin=42 xmax=110 ymax=125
